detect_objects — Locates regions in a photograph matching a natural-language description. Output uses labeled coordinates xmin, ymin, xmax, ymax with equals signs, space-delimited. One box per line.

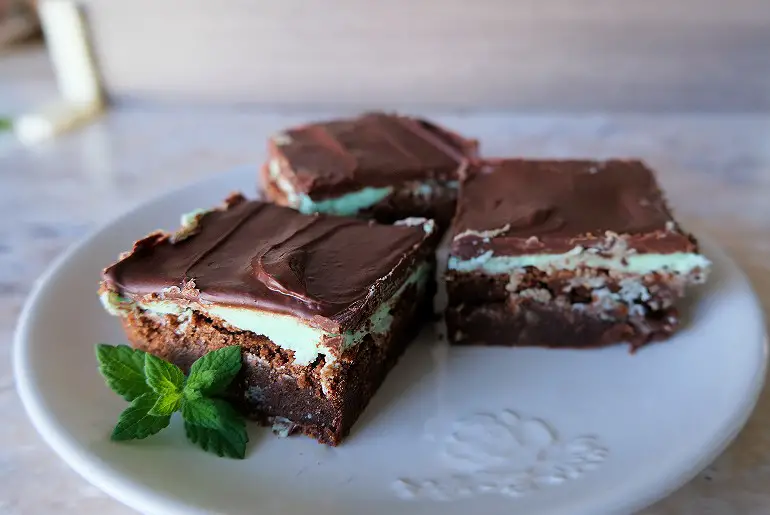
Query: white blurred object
xmin=14 ymin=99 xmax=100 ymax=143
xmin=39 ymin=0 xmax=100 ymax=104
xmin=15 ymin=0 xmax=104 ymax=144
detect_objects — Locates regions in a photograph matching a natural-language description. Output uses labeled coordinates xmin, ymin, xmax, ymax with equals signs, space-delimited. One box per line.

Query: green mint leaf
xmin=181 ymin=397 xmax=221 ymax=429
xmin=0 ymin=118 xmax=11 ymax=132
xmin=184 ymin=422 xmax=247 ymax=459
xmin=184 ymin=370 xmax=215 ymax=398
xmin=144 ymin=353 xmax=184 ymax=397
xmin=149 ymin=391 xmax=182 ymax=416
xmin=99 ymin=344 xmax=247 ymax=458
xmin=185 ymin=346 xmax=242 ymax=396
xmin=111 ymin=393 xmax=171 ymax=441
xmin=184 ymin=400 xmax=248 ymax=459
xmin=96 ymin=344 xmax=152 ymax=401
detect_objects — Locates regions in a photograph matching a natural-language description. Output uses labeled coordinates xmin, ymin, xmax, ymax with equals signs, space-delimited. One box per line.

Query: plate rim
xmin=13 ymin=166 xmax=769 ymax=515
xmin=12 ymin=171 xmax=244 ymax=515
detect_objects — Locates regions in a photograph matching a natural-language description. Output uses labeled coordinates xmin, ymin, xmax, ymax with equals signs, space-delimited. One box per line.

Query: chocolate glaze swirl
xmin=103 ymin=195 xmax=432 ymax=331
xmin=452 ymin=159 xmax=698 ymax=259
xmin=268 ymin=112 xmax=479 ymax=199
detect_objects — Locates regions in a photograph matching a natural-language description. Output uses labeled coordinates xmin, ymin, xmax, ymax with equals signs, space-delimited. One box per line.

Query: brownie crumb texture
xmin=119 ymin=274 xmax=433 ymax=446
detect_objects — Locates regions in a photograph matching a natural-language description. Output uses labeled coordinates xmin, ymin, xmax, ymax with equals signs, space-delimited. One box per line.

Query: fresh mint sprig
xmin=96 ymin=344 xmax=248 ymax=459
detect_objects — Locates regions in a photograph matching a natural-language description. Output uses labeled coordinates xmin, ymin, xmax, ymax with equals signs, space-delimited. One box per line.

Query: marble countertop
xmin=2 ymin=102 xmax=770 ymax=513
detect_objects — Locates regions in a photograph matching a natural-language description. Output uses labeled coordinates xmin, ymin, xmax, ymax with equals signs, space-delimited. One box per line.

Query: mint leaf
xmin=149 ymin=391 xmax=182 ymax=416
xmin=96 ymin=344 xmax=151 ymax=401
xmin=111 ymin=393 xmax=171 ymax=441
xmin=184 ymin=400 xmax=248 ymax=459
xmin=144 ymin=353 xmax=184 ymax=397
xmin=185 ymin=422 xmax=247 ymax=459
xmin=0 ymin=118 xmax=11 ymax=132
xmin=181 ymin=397 xmax=221 ymax=429
xmin=99 ymin=343 xmax=248 ymax=458
xmin=185 ymin=346 xmax=242 ymax=396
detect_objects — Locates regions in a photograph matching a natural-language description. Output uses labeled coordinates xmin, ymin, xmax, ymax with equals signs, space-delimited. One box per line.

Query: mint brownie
xmin=99 ymin=194 xmax=437 ymax=445
xmin=446 ymin=159 xmax=711 ymax=350
xmin=261 ymin=112 xmax=478 ymax=227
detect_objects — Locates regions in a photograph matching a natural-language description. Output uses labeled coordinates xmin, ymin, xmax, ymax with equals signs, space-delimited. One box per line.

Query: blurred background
xmin=2 ymin=0 xmax=770 ymax=117
xmin=2 ymin=2 xmax=770 ymax=514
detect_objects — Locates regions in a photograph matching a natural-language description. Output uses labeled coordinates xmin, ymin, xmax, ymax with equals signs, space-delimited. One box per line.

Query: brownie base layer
xmin=260 ymin=165 xmax=457 ymax=229
xmin=446 ymin=300 xmax=678 ymax=351
xmin=446 ymin=268 xmax=688 ymax=307
xmin=445 ymin=265 xmax=696 ymax=350
xmin=118 ymin=271 xmax=434 ymax=446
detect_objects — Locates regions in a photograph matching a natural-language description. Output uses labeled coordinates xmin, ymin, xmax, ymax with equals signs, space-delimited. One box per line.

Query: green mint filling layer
xmin=101 ymin=262 xmax=431 ymax=366
xmin=342 ymin=262 xmax=431 ymax=347
xmin=297 ymin=186 xmax=393 ymax=217
xmin=99 ymin=291 xmax=134 ymax=316
xmin=171 ymin=208 xmax=212 ymax=243
xmin=180 ymin=208 xmax=209 ymax=227
xmin=269 ymin=159 xmax=457 ymax=216
xmin=269 ymin=159 xmax=391 ymax=216
xmin=448 ymin=249 xmax=711 ymax=275
xmin=410 ymin=180 xmax=459 ymax=198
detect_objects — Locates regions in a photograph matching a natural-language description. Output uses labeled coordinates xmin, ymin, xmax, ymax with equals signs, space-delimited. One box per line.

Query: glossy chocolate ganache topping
xmin=102 ymin=194 xmax=431 ymax=330
xmin=451 ymin=159 xmax=698 ymax=260
xmin=268 ymin=112 xmax=479 ymax=198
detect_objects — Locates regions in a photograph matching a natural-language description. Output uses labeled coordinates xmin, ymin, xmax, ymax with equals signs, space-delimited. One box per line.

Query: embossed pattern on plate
xmin=394 ymin=409 xmax=608 ymax=500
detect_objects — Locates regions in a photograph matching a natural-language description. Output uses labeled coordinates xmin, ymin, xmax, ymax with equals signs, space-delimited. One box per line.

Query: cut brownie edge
xmin=445 ymin=158 xmax=711 ymax=349
xmin=445 ymin=258 xmax=703 ymax=350
xmin=99 ymin=194 xmax=440 ymax=445
xmin=261 ymin=162 xmax=458 ymax=228
xmin=118 ymin=262 xmax=435 ymax=446
xmin=261 ymin=113 xmax=478 ymax=227
xmin=446 ymin=267 xmax=698 ymax=310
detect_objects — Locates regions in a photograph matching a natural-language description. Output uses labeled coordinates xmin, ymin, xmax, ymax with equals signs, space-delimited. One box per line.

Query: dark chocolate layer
xmin=268 ymin=113 xmax=478 ymax=199
xmin=451 ymin=159 xmax=698 ymax=259
xmin=103 ymin=194 xmax=434 ymax=332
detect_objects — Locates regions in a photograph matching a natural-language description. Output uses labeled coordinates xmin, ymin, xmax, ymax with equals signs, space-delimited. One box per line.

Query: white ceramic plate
xmin=15 ymin=165 xmax=768 ymax=515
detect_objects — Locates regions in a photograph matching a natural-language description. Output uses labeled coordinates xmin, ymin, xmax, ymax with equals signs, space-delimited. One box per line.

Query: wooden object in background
xmin=82 ymin=0 xmax=770 ymax=111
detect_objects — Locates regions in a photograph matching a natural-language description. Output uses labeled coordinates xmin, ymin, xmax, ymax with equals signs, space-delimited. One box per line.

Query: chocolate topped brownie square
xmin=446 ymin=159 xmax=710 ymax=350
xmin=100 ymin=194 xmax=438 ymax=445
xmin=262 ymin=112 xmax=478 ymax=226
